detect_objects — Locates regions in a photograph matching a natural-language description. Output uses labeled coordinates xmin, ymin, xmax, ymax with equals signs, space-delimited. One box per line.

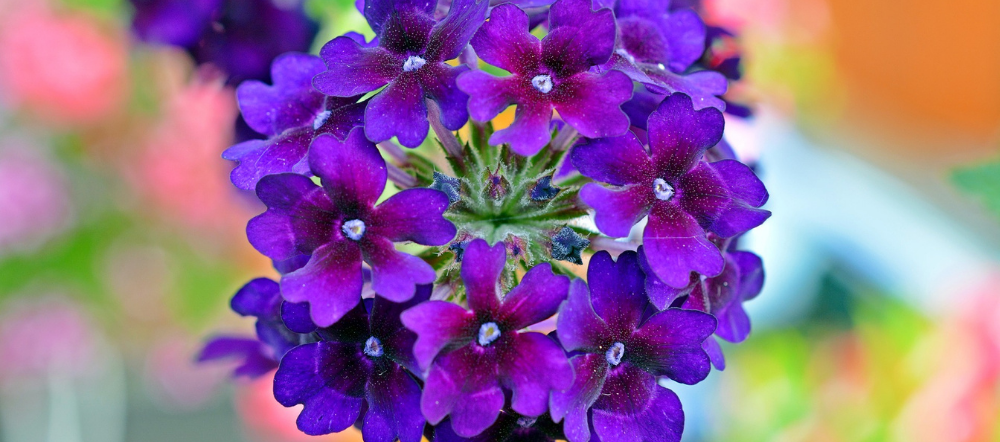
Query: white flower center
xmin=478 ymin=322 xmax=501 ymax=346
xmin=531 ymin=75 xmax=553 ymax=94
xmin=516 ymin=416 xmax=537 ymax=427
xmin=403 ymin=55 xmax=427 ymax=72
xmin=342 ymin=219 xmax=366 ymax=241
xmin=606 ymin=342 xmax=625 ymax=366
xmin=312 ymin=110 xmax=331 ymax=130
xmin=653 ymin=178 xmax=675 ymax=201
xmin=364 ymin=336 xmax=384 ymax=357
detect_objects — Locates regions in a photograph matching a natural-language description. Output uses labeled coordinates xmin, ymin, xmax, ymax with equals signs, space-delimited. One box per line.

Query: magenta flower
xmin=571 ymin=93 xmax=769 ymax=288
xmin=550 ymin=251 xmax=716 ymax=442
xmin=313 ymin=0 xmax=488 ymax=147
xmin=456 ymin=0 xmax=633 ymax=156
xmin=223 ymin=52 xmax=365 ymax=190
xmin=400 ymin=239 xmax=572 ymax=437
xmin=273 ymin=288 xmax=428 ymax=440
xmin=247 ymin=128 xmax=457 ymax=326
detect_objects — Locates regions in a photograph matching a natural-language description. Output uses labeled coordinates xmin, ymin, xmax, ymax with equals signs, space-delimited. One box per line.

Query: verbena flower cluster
xmin=196 ymin=0 xmax=769 ymax=441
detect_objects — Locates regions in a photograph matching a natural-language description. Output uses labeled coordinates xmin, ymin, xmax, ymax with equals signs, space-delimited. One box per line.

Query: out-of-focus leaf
xmin=953 ymin=156 xmax=1000 ymax=220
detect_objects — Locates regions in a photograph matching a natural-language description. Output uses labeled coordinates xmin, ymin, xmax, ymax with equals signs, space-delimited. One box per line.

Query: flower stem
xmin=426 ymin=99 xmax=466 ymax=169
xmin=551 ymin=125 xmax=579 ymax=152
xmin=377 ymin=141 xmax=410 ymax=165
xmin=387 ymin=163 xmax=417 ymax=189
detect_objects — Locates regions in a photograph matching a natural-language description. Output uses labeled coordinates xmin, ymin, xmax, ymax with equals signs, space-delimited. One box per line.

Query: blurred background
xmin=0 ymin=0 xmax=998 ymax=441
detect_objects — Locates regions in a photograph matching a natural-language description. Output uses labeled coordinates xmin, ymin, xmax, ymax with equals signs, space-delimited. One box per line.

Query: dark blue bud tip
xmin=483 ymin=166 xmax=510 ymax=200
xmin=449 ymin=239 xmax=472 ymax=262
xmin=430 ymin=171 xmax=462 ymax=204
xmin=551 ymin=227 xmax=589 ymax=265
xmin=530 ymin=175 xmax=561 ymax=201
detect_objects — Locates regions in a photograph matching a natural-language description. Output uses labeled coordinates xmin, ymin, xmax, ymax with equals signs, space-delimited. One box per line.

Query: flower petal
xmin=579 ymin=183 xmax=652 ymax=238
xmin=637 ymin=246 xmax=696 ymax=310
xmin=500 ymin=332 xmax=573 ymax=417
xmin=369 ymin=188 xmax=456 ymax=246
xmin=592 ymin=382 xmax=684 ymax=442
xmin=363 ymin=236 xmax=436 ymax=302
xmin=642 ymin=203 xmax=724 ymax=288
xmin=281 ymin=300 xmax=317 ymax=334
xmin=315 ymin=36 xmax=402 ymax=97
xmin=457 ymin=70 xmax=517 ymax=122
xmin=499 ymin=263 xmax=570 ymax=329
xmin=309 ymin=130 xmax=387 ymax=212
xmin=469 ymin=4 xmax=541 ymax=75
xmin=711 ymin=204 xmax=771 ymax=238
xmin=236 ymin=52 xmax=326 ymax=137
xmin=365 ymin=74 xmax=430 ymax=147
xmin=546 ymin=0 xmax=616 ymax=67
xmin=460 ymin=239 xmax=507 ymax=315
xmin=556 ymin=279 xmax=612 ymax=353
xmin=552 ymin=71 xmax=633 ymax=140
xmin=714 ymin=299 xmax=750 ymax=343
xmin=230 ymin=278 xmax=281 ymax=318
xmin=711 ymin=159 xmax=768 ymax=207
xmin=662 ymin=10 xmax=707 ymax=72
xmin=549 ymin=353 xmax=609 ymax=442
xmin=489 ymin=98 xmax=554 ymax=157
xmin=678 ymin=161 xmax=731 ymax=226
xmin=223 ymin=129 xmax=313 ymax=191
xmin=281 ymin=240 xmax=365 ymax=327
xmin=363 ymin=364 xmax=426 ymax=442
xmin=587 ymin=251 xmax=650 ymax=338
xmin=627 ymin=308 xmax=715 ymax=385
xmin=421 ymin=63 xmax=472 ymax=131
xmin=647 ymin=93 xmax=725 ymax=177
xmin=425 ymin=0 xmax=489 ymax=62
xmin=400 ymin=300 xmax=477 ymax=370
xmin=273 ymin=342 xmax=367 ymax=435
xmin=730 ymin=250 xmax=764 ymax=301
xmin=702 ymin=335 xmax=726 ymax=371
xmin=363 ymin=0 xmax=436 ymax=35
xmin=571 ymin=131 xmax=653 ymax=187
xmin=421 ymin=346 xmax=505 ymax=435
xmin=198 ymin=336 xmax=277 ymax=379
xmin=248 ymin=173 xmax=337 ymax=260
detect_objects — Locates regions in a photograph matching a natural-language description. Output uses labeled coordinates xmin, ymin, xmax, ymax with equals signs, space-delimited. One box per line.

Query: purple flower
xmin=433 ymin=412 xmax=558 ymax=442
xmin=313 ymin=0 xmax=489 ymax=147
xmin=400 ymin=239 xmax=573 ymax=437
xmin=247 ymin=128 xmax=457 ymax=327
xmin=571 ymin=93 xmax=769 ymax=288
xmin=592 ymin=0 xmax=728 ymax=111
xmin=198 ymin=278 xmax=316 ymax=378
xmin=222 ymin=52 xmax=366 ymax=190
xmin=550 ymin=250 xmax=716 ymax=442
xmin=456 ymin=0 xmax=633 ymax=156
xmin=273 ymin=288 xmax=429 ymax=439
xmin=130 ymin=0 xmax=319 ymax=85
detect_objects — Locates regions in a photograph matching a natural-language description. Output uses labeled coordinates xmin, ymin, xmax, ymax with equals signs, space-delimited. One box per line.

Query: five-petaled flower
xmin=572 ymin=93 xmax=769 ymax=288
xmin=457 ymin=0 xmax=633 ymax=156
xmin=400 ymin=239 xmax=573 ymax=437
xmin=247 ymin=128 xmax=457 ymax=327
xmin=551 ymin=250 xmax=717 ymax=442
xmin=313 ymin=0 xmax=489 ymax=147
xmin=273 ymin=287 xmax=429 ymax=440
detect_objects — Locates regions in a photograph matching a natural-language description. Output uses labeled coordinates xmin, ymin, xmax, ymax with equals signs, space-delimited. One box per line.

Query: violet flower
xmin=593 ymin=0 xmax=728 ymax=111
xmin=456 ymin=0 xmax=633 ymax=156
xmin=433 ymin=411 xmax=559 ymax=442
xmin=247 ymin=128 xmax=457 ymax=327
xmin=273 ymin=287 xmax=429 ymax=440
xmin=571 ymin=93 xmax=769 ymax=288
xmin=222 ymin=52 xmax=366 ymax=190
xmin=130 ymin=0 xmax=319 ymax=85
xmin=198 ymin=278 xmax=315 ymax=378
xmin=400 ymin=239 xmax=572 ymax=437
xmin=314 ymin=0 xmax=489 ymax=147
xmin=550 ymin=250 xmax=716 ymax=442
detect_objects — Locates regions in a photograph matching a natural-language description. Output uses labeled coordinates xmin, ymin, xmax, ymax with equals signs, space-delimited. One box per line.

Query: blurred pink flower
xmin=130 ymin=69 xmax=252 ymax=233
xmin=0 ymin=142 xmax=73 ymax=254
xmin=0 ymin=296 xmax=97 ymax=378
xmin=0 ymin=5 xmax=128 ymax=125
